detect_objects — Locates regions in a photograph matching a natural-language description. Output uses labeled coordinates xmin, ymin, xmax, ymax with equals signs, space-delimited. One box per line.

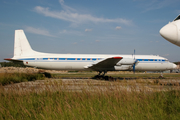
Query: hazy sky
xmin=0 ymin=0 xmax=180 ymax=62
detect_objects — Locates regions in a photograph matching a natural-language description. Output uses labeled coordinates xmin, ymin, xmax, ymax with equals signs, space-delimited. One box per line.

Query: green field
xmin=0 ymin=72 xmax=180 ymax=119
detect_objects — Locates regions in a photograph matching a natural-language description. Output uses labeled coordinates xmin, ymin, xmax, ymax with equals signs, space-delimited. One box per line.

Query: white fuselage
xmin=16 ymin=53 xmax=175 ymax=71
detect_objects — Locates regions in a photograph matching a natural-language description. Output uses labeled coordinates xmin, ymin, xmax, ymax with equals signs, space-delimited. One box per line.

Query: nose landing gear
xmin=159 ymin=72 xmax=164 ymax=79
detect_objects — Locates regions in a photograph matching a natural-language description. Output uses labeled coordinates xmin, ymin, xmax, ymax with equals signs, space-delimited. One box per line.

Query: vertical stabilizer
xmin=13 ymin=30 xmax=35 ymax=58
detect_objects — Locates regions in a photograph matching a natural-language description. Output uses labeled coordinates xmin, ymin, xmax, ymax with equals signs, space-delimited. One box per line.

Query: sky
xmin=0 ymin=0 xmax=180 ymax=62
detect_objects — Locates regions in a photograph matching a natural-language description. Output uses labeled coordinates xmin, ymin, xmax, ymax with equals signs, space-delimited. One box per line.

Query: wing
xmin=84 ymin=57 xmax=122 ymax=70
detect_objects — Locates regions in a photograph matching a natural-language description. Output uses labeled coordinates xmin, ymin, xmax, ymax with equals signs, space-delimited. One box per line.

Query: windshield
xmin=174 ymin=15 xmax=180 ymax=21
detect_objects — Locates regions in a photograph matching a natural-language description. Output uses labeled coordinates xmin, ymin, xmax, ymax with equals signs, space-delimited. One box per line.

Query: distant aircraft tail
xmin=13 ymin=30 xmax=36 ymax=58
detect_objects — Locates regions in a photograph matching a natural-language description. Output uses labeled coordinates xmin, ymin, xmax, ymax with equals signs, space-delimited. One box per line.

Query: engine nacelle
xmin=116 ymin=58 xmax=135 ymax=66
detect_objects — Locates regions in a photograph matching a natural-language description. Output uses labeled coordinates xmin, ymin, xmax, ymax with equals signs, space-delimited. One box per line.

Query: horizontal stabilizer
xmin=4 ymin=58 xmax=23 ymax=62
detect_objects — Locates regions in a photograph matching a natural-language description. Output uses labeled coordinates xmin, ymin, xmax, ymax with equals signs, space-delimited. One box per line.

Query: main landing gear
xmin=93 ymin=71 xmax=115 ymax=81
xmin=98 ymin=71 xmax=107 ymax=76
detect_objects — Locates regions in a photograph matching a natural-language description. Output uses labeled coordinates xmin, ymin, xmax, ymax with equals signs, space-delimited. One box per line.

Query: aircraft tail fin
xmin=13 ymin=30 xmax=35 ymax=58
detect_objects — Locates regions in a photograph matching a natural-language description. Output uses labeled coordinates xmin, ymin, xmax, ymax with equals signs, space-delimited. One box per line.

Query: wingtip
xmin=112 ymin=57 xmax=123 ymax=59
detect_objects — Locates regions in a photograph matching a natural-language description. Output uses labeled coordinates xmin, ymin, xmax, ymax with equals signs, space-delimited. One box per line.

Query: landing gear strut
xmin=98 ymin=71 xmax=107 ymax=76
xmin=93 ymin=71 xmax=114 ymax=81
xmin=93 ymin=71 xmax=107 ymax=80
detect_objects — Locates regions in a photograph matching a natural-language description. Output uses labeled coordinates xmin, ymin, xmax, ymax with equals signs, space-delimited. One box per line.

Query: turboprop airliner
xmin=5 ymin=30 xmax=176 ymax=76
xmin=160 ymin=14 xmax=180 ymax=47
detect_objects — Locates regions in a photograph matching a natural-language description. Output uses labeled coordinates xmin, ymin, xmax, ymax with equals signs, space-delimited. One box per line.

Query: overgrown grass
xmin=0 ymin=72 xmax=180 ymax=119
xmin=0 ymin=88 xmax=180 ymax=119
xmin=0 ymin=73 xmax=45 ymax=85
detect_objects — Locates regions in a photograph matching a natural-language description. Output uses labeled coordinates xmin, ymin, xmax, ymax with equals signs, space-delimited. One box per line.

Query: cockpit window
xmin=174 ymin=15 xmax=180 ymax=21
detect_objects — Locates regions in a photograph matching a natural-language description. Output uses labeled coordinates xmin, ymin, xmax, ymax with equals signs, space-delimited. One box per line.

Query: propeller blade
xmin=133 ymin=59 xmax=138 ymax=74
xmin=133 ymin=49 xmax=136 ymax=73
xmin=133 ymin=63 xmax=136 ymax=73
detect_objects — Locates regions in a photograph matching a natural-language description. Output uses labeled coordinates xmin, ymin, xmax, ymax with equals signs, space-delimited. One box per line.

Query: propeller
xmin=132 ymin=49 xmax=137 ymax=74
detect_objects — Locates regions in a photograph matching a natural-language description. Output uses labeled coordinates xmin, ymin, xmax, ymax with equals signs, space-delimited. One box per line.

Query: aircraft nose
xmin=160 ymin=23 xmax=178 ymax=44
xmin=172 ymin=63 xmax=177 ymax=69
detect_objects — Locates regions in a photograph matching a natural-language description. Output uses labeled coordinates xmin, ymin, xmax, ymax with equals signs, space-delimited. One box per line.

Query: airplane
xmin=160 ymin=14 xmax=180 ymax=47
xmin=4 ymin=30 xmax=176 ymax=77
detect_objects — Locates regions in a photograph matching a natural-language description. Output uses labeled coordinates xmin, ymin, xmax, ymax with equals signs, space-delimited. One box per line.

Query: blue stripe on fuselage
xmin=19 ymin=58 xmax=35 ymax=60
xmin=18 ymin=58 xmax=167 ymax=63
